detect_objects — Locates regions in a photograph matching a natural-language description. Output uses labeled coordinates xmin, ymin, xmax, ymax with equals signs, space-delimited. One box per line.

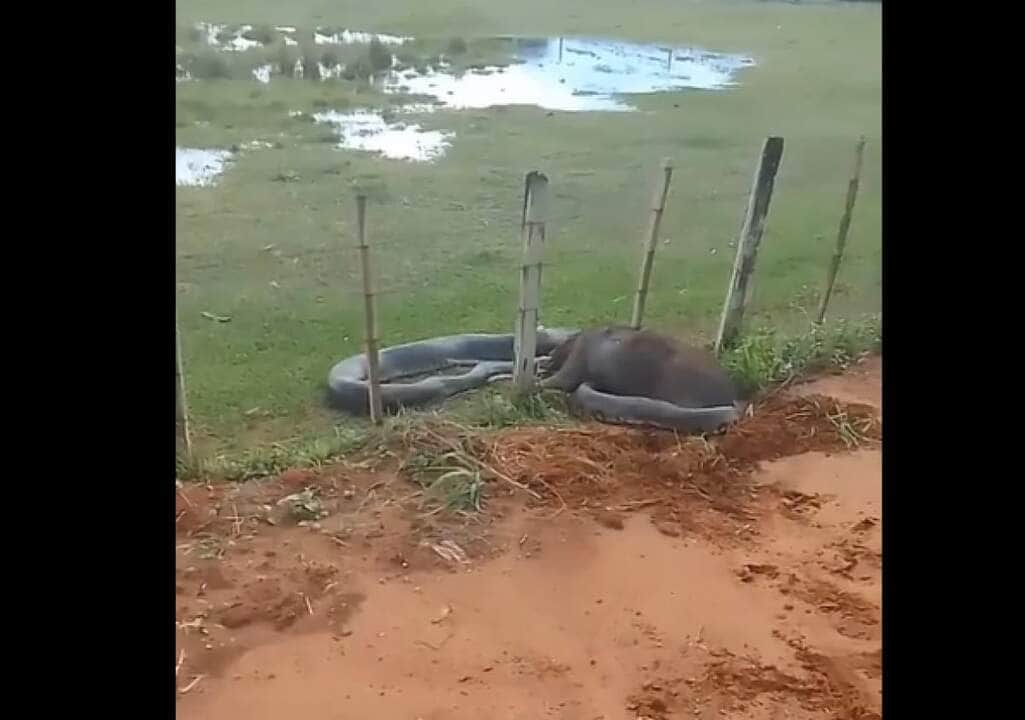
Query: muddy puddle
xmin=176 ymin=148 xmax=231 ymax=187
xmin=384 ymin=37 xmax=754 ymax=112
xmin=311 ymin=110 xmax=453 ymax=162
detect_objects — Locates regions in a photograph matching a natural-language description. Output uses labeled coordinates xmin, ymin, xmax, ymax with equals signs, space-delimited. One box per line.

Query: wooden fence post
xmin=714 ymin=136 xmax=785 ymax=354
xmin=355 ymin=194 xmax=384 ymax=423
xmin=513 ymin=171 xmax=549 ymax=394
xmin=631 ymin=158 xmax=674 ymax=329
xmin=175 ymin=312 xmax=192 ymax=460
xmin=815 ymin=136 xmax=866 ymax=325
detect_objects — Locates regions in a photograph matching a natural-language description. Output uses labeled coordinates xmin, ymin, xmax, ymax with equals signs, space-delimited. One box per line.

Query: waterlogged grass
xmin=175 ymin=0 xmax=881 ymax=451
xmin=176 ymin=25 xmax=518 ymax=84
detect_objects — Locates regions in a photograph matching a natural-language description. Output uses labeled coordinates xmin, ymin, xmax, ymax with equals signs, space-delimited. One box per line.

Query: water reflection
xmin=176 ymin=148 xmax=232 ymax=187
xmin=384 ymin=36 xmax=754 ymax=112
xmin=312 ymin=111 xmax=453 ymax=162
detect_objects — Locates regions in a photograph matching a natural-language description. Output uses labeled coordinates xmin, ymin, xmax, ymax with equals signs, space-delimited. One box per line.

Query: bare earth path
xmin=176 ymin=357 xmax=882 ymax=720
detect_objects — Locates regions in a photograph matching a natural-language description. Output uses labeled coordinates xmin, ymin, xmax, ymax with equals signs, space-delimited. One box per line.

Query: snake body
xmin=325 ymin=329 xmax=576 ymax=415
xmin=326 ymin=328 xmax=741 ymax=432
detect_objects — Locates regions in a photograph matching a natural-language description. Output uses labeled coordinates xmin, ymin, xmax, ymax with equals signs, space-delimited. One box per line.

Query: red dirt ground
xmin=176 ymin=356 xmax=882 ymax=720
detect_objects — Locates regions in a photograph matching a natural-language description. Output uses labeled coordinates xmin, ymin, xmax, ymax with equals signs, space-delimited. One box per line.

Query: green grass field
xmin=175 ymin=0 xmax=881 ymax=455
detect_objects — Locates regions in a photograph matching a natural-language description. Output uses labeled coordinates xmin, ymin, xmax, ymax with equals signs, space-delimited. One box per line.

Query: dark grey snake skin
xmin=326 ymin=329 xmax=741 ymax=432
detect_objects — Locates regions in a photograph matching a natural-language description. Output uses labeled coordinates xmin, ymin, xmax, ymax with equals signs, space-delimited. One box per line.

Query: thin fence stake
xmin=513 ymin=171 xmax=549 ymax=394
xmin=175 ymin=311 xmax=193 ymax=460
xmin=355 ymin=194 xmax=384 ymax=423
xmin=631 ymin=158 xmax=674 ymax=329
xmin=715 ymin=136 xmax=785 ymax=355
xmin=815 ymin=136 xmax=866 ymax=325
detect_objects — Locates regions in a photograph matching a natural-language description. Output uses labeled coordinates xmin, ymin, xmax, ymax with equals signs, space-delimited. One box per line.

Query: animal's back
xmin=658 ymin=351 xmax=737 ymax=407
xmin=593 ymin=330 xmax=737 ymax=407
xmin=587 ymin=331 xmax=676 ymax=397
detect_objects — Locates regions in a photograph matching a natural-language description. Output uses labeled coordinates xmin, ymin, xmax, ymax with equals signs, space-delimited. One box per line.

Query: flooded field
xmin=383 ymin=37 xmax=754 ymax=112
xmin=176 ymin=26 xmax=754 ymax=165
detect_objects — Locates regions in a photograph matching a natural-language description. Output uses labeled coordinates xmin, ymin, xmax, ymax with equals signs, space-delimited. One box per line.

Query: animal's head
xmin=545 ymin=332 xmax=580 ymax=373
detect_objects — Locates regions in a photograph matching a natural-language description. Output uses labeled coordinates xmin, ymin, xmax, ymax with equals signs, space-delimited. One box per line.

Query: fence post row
xmin=178 ymin=134 xmax=871 ymax=446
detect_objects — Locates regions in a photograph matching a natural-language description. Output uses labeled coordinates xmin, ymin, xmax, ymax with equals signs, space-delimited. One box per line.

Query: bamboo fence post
xmin=815 ymin=136 xmax=866 ymax=325
xmin=355 ymin=194 xmax=383 ymax=423
xmin=175 ymin=311 xmax=192 ymax=460
xmin=630 ymin=158 xmax=674 ymax=329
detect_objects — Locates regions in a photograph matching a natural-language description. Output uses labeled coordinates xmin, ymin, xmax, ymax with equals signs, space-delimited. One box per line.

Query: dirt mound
xmin=625 ymin=638 xmax=881 ymax=720
xmin=177 ymin=359 xmax=882 ymax=718
xmin=692 ymin=641 xmax=881 ymax=720
xmin=211 ymin=559 xmax=344 ymax=631
xmin=718 ymin=394 xmax=880 ymax=465
xmin=470 ymin=394 xmax=880 ymax=542
xmin=485 ymin=394 xmax=879 ymax=493
xmin=179 ymin=395 xmax=879 ymax=550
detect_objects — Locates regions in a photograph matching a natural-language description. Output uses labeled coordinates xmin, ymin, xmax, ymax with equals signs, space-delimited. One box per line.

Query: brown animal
xmin=540 ymin=325 xmax=739 ymax=409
